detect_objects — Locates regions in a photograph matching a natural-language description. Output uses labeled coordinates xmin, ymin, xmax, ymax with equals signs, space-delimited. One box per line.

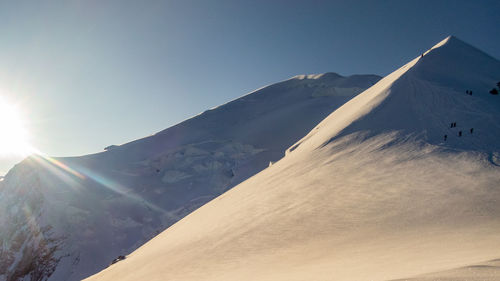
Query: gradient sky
xmin=0 ymin=0 xmax=498 ymax=174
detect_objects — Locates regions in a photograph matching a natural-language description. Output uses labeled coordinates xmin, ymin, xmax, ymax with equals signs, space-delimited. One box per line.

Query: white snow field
xmin=0 ymin=70 xmax=379 ymax=280
xmin=87 ymin=36 xmax=500 ymax=281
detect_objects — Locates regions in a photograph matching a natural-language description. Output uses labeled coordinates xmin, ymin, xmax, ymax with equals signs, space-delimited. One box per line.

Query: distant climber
xmin=454 ymin=122 xmax=457 ymax=127
xmin=421 ymin=54 xmax=424 ymax=58
xmin=450 ymin=123 xmax=454 ymax=128
xmin=111 ymin=255 xmax=126 ymax=265
xmin=470 ymin=128 xmax=474 ymax=134
xmin=458 ymin=131 xmax=462 ymax=137
xmin=444 ymin=135 xmax=447 ymax=141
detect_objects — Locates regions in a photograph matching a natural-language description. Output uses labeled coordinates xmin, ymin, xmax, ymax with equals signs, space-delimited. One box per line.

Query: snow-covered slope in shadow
xmin=393 ymin=258 xmax=500 ymax=281
xmin=0 ymin=72 xmax=379 ymax=281
xmin=87 ymin=36 xmax=500 ymax=281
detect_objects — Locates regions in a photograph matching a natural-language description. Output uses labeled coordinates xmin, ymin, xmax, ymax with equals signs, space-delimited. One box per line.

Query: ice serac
xmin=87 ymin=36 xmax=500 ymax=281
xmin=0 ymin=72 xmax=380 ymax=281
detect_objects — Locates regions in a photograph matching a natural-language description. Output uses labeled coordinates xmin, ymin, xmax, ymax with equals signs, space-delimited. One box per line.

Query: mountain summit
xmin=289 ymin=35 xmax=500 ymax=155
xmin=87 ymin=36 xmax=500 ymax=281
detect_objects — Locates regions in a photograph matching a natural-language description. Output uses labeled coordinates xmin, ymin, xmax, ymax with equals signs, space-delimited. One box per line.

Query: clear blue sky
xmin=0 ymin=0 xmax=498 ymax=174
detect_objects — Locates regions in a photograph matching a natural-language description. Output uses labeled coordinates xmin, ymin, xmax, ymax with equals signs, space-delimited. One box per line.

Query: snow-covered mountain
xmin=86 ymin=36 xmax=500 ymax=281
xmin=0 ymin=72 xmax=380 ymax=280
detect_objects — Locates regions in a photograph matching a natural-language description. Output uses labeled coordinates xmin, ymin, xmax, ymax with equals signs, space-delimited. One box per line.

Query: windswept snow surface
xmin=0 ymin=72 xmax=379 ymax=280
xmin=87 ymin=36 xmax=500 ymax=281
xmin=393 ymin=258 xmax=500 ymax=281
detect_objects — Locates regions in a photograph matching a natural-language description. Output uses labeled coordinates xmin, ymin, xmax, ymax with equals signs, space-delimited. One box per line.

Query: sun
xmin=0 ymin=98 xmax=32 ymax=156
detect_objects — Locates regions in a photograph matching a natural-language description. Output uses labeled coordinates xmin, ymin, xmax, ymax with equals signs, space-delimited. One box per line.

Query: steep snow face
xmin=86 ymin=37 xmax=500 ymax=281
xmin=290 ymin=36 xmax=500 ymax=155
xmin=0 ymin=73 xmax=379 ymax=281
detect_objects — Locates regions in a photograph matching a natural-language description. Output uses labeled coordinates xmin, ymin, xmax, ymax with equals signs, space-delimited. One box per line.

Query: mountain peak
xmin=292 ymin=72 xmax=342 ymax=80
xmin=288 ymin=36 xmax=500 ymax=154
xmin=428 ymin=35 xmax=475 ymax=50
xmin=429 ymin=35 xmax=456 ymax=50
xmin=413 ymin=35 xmax=500 ymax=92
xmin=423 ymin=35 xmax=497 ymax=63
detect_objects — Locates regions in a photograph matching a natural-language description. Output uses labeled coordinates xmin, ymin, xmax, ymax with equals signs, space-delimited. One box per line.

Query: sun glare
xmin=0 ymin=98 xmax=32 ymax=156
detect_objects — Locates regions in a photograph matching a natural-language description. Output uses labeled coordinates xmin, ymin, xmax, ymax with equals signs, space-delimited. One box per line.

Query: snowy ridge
xmin=0 ymin=72 xmax=379 ymax=280
xmin=287 ymin=55 xmax=420 ymax=154
xmin=86 ymin=36 xmax=500 ymax=281
xmin=289 ymin=36 xmax=500 ymax=155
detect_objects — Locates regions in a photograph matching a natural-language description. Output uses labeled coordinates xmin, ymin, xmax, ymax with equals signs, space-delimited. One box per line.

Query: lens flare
xmin=0 ymin=97 xmax=165 ymax=215
xmin=30 ymin=148 xmax=166 ymax=214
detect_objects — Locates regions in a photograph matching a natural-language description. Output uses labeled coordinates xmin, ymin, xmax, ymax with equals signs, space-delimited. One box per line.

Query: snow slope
xmin=0 ymin=72 xmax=379 ymax=280
xmin=87 ymin=36 xmax=500 ymax=281
xmin=393 ymin=258 xmax=500 ymax=281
